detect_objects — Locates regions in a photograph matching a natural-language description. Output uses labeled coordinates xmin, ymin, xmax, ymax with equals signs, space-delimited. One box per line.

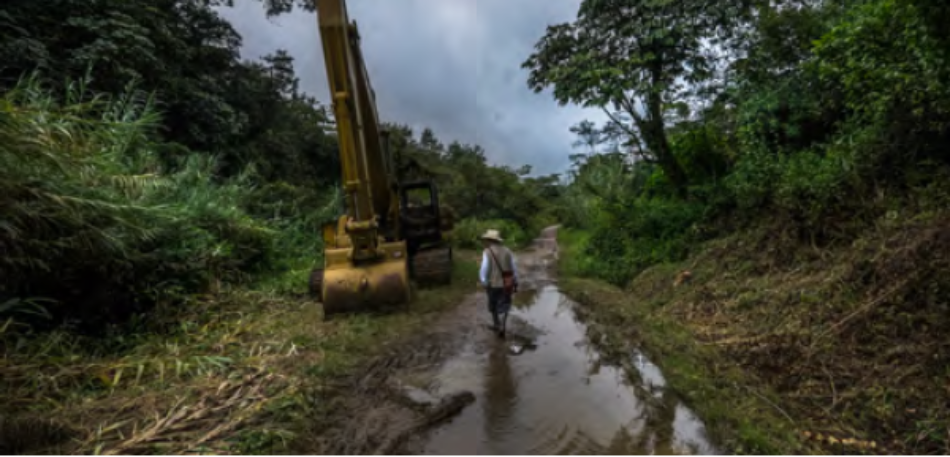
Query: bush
xmin=583 ymin=196 xmax=705 ymax=286
xmin=452 ymin=218 xmax=529 ymax=250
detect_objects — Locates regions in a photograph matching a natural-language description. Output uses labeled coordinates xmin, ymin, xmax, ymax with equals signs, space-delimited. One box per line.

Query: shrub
xmin=584 ymin=196 xmax=705 ymax=286
xmin=452 ymin=218 xmax=529 ymax=250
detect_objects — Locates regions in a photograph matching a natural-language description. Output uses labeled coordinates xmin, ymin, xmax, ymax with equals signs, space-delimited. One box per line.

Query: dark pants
xmin=486 ymin=287 xmax=511 ymax=331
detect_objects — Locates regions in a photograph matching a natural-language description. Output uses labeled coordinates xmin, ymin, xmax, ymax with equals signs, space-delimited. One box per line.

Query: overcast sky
xmin=218 ymin=0 xmax=608 ymax=177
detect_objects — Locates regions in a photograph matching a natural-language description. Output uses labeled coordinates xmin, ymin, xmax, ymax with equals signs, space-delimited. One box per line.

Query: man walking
xmin=478 ymin=229 xmax=519 ymax=337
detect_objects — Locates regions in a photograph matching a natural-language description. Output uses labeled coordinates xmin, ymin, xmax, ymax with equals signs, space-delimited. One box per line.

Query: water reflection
xmin=511 ymin=287 xmax=540 ymax=311
xmin=631 ymin=391 xmax=678 ymax=454
xmin=604 ymin=424 xmax=640 ymax=454
xmin=483 ymin=340 xmax=517 ymax=450
xmin=423 ymin=285 xmax=718 ymax=455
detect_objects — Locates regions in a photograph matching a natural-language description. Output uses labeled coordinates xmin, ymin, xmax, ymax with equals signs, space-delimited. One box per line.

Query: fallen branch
xmin=808 ymin=278 xmax=911 ymax=356
xmin=738 ymin=382 xmax=795 ymax=425
xmin=372 ymin=391 xmax=475 ymax=455
xmin=88 ymin=371 xmax=280 ymax=455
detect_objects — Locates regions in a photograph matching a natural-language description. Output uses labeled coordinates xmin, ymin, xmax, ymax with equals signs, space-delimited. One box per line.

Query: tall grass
xmin=0 ymin=75 xmax=338 ymax=332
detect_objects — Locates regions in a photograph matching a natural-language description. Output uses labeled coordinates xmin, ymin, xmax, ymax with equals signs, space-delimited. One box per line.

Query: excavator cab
xmin=399 ymin=181 xmax=442 ymax=247
xmin=399 ymin=181 xmax=454 ymax=286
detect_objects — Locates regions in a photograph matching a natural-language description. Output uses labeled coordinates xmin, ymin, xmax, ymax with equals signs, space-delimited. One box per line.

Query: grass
xmin=0 ymin=252 xmax=480 ymax=454
xmin=556 ymin=228 xmax=592 ymax=278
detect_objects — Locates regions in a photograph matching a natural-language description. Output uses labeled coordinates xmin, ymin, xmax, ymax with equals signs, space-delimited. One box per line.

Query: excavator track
xmin=309 ymin=268 xmax=324 ymax=301
xmin=411 ymin=246 xmax=452 ymax=286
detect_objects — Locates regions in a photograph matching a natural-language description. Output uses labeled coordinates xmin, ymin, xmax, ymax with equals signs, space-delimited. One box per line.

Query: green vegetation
xmin=0 ymin=77 xmax=339 ymax=332
xmin=529 ymin=0 xmax=950 ymax=453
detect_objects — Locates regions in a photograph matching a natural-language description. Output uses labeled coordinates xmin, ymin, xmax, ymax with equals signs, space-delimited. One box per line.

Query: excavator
xmin=309 ymin=0 xmax=455 ymax=317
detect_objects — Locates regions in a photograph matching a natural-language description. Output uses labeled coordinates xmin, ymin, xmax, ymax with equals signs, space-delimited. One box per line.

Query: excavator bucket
xmin=319 ymin=241 xmax=411 ymax=317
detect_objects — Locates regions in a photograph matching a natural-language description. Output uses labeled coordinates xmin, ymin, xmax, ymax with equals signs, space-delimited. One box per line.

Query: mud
xmin=312 ymin=226 xmax=717 ymax=455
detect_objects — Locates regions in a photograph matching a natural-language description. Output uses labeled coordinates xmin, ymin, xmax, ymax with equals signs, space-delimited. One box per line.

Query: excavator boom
xmin=311 ymin=0 xmax=455 ymax=318
xmin=314 ymin=0 xmax=410 ymax=315
xmin=317 ymin=0 xmax=398 ymax=246
xmin=318 ymin=0 xmax=398 ymax=232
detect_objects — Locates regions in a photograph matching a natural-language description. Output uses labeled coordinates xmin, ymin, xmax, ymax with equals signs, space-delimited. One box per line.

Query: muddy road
xmin=313 ymin=227 xmax=717 ymax=454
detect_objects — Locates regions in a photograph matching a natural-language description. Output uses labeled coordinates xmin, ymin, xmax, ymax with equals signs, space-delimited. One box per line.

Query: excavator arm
xmin=317 ymin=0 xmax=399 ymax=253
xmin=313 ymin=0 xmax=410 ymax=315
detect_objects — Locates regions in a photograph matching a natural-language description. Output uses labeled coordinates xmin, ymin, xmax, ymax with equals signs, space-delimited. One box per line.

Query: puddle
xmin=420 ymin=285 xmax=719 ymax=455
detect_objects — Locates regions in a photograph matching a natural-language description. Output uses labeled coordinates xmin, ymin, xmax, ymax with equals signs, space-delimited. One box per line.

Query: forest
xmin=2 ymin=0 xmax=950 ymax=454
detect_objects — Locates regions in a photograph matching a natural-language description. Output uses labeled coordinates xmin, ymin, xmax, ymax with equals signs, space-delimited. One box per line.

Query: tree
xmin=523 ymin=0 xmax=756 ymax=196
xmin=570 ymin=120 xmax=601 ymax=155
xmin=419 ymin=127 xmax=444 ymax=154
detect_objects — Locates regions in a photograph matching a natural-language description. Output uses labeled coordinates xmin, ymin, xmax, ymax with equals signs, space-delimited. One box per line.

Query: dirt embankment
xmin=559 ymin=215 xmax=950 ymax=455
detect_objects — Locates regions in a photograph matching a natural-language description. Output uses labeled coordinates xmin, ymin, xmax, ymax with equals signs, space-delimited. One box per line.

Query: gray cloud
xmin=219 ymin=0 xmax=608 ymax=176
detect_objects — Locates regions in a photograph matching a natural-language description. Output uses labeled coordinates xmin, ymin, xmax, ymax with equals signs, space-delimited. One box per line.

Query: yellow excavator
xmin=310 ymin=0 xmax=454 ymax=317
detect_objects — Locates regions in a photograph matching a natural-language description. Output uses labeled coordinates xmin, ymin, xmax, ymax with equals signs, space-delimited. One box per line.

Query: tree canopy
xmin=523 ymin=0 xmax=759 ymax=193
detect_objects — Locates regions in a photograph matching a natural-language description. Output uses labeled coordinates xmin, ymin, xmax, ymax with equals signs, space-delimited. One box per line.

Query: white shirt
xmin=479 ymin=248 xmax=519 ymax=286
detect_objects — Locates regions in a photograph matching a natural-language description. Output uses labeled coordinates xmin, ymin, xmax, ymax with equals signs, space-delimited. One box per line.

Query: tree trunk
xmin=641 ymin=62 xmax=690 ymax=197
xmin=639 ymin=94 xmax=689 ymax=197
xmin=644 ymin=63 xmax=688 ymax=198
xmin=650 ymin=120 xmax=689 ymax=197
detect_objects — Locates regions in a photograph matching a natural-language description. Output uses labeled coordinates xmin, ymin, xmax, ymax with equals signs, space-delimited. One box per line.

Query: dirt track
xmin=307 ymin=227 xmax=561 ymax=454
xmin=304 ymin=225 xmax=720 ymax=454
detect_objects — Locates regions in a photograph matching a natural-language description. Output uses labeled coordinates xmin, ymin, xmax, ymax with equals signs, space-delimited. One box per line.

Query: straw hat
xmin=479 ymin=229 xmax=504 ymax=242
